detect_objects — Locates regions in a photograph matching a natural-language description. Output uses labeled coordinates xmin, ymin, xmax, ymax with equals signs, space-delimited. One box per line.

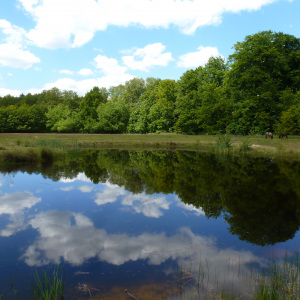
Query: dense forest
xmin=0 ymin=31 xmax=299 ymax=135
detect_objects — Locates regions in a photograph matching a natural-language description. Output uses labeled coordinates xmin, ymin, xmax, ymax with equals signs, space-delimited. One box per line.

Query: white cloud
xmin=18 ymin=0 xmax=277 ymax=49
xmin=95 ymin=183 xmax=127 ymax=205
xmin=59 ymin=172 xmax=91 ymax=183
xmin=94 ymin=55 xmax=127 ymax=75
xmin=0 ymin=86 xmax=20 ymax=99
xmin=59 ymin=69 xmax=74 ymax=75
xmin=78 ymin=185 xmax=94 ymax=193
xmin=60 ymin=186 xmax=74 ymax=192
xmin=0 ymin=19 xmax=40 ymax=69
xmin=42 ymin=74 xmax=134 ymax=96
xmin=0 ymin=191 xmax=41 ymax=215
xmin=122 ymin=43 xmax=173 ymax=72
xmin=177 ymin=46 xmax=223 ymax=68
xmin=0 ymin=214 xmax=27 ymax=237
xmin=0 ymin=43 xmax=40 ymax=69
xmin=0 ymin=87 xmax=21 ymax=97
xmin=41 ymin=54 xmax=134 ymax=95
xmin=78 ymin=68 xmax=94 ymax=76
xmin=122 ymin=193 xmax=171 ymax=218
xmin=21 ymin=210 xmax=266 ymax=298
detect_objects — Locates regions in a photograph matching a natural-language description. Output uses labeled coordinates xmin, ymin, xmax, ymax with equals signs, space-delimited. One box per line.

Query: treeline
xmin=0 ymin=30 xmax=299 ymax=135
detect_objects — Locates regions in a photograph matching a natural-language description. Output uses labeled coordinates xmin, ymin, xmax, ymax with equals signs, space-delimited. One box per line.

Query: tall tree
xmin=226 ymin=31 xmax=300 ymax=134
xmin=79 ymin=86 xmax=108 ymax=132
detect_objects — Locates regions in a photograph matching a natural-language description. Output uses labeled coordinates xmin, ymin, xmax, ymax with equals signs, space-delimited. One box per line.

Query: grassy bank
xmin=0 ymin=133 xmax=300 ymax=160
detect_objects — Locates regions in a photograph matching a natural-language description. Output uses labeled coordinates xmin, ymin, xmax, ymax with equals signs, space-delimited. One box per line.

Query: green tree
xmin=79 ymin=87 xmax=108 ymax=132
xmin=148 ymin=79 xmax=176 ymax=133
xmin=128 ymin=78 xmax=161 ymax=133
xmin=175 ymin=68 xmax=201 ymax=134
xmin=275 ymin=104 xmax=300 ymax=134
xmin=122 ymin=78 xmax=145 ymax=105
xmin=226 ymin=31 xmax=300 ymax=134
xmin=175 ymin=57 xmax=229 ymax=134
xmin=96 ymin=100 xmax=130 ymax=133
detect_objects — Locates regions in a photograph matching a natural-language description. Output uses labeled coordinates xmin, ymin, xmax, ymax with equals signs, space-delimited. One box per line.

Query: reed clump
xmin=216 ymin=134 xmax=233 ymax=150
xmin=32 ymin=265 xmax=65 ymax=300
xmin=254 ymin=252 xmax=300 ymax=299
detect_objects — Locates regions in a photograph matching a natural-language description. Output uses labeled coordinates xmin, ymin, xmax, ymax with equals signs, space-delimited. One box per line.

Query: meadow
xmin=0 ymin=133 xmax=300 ymax=162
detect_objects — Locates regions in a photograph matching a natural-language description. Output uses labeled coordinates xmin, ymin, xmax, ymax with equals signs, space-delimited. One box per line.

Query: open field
xmin=0 ymin=133 xmax=300 ymax=159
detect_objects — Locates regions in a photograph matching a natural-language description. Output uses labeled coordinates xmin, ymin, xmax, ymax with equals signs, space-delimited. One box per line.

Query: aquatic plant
xmin=32 ymin=265 xmax=65 ymax=300
xmin=239 ymin=137 xmax=252 ymax=151
xmin=254 ymin=252 xmax=300 ymax=299
xmin=216 ymin=134 xmax=232 ymax=150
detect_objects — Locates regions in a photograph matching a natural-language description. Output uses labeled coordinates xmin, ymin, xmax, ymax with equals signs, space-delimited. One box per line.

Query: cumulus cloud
xmin=122 ymin=193 xmax=171 ymax=218
xmin=94 ymin=55 xmax=127 ymax=75
xmin=59 ymin=173 xmax=92 ymax=183
xmin=0 ymin=214 xmax=27 ymax=237
xmin=122 ymin=43 xmax=173 ymax=72
xmin=0 ymin=191 xmax=41 ymax=237
xmin=0 ymin=191 xmax=41 ymax=215
xmin=78 ymin=68 xmax=94 ymax=76
xmin=78 ymin=185 xmax=94 ymax=193
xmin=18 ymin=0 xmax=277 ymax=49
xmin=0 ymin=19 xmax=40 ymax=69
xmin=95 ymin=183 xmax=127 ymax=205
xmin=21 ymin=210 xmax=265 ymax=296
xmin=42 ymin=53 xmax=134 ymax=95
xmin=0 ymin=88 xmax=22 ymax=97
xmin=177 ymin=46 xmax=223 ymax=68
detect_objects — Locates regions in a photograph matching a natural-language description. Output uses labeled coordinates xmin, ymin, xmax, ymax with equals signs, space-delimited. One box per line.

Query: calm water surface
xmin=0 ymin=150 xmax=299 ymax=299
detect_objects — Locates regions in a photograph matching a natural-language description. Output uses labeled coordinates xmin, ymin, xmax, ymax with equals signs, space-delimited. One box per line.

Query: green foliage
xmin=148 ymin=79 xmax=176 ymax=133
xmin=41 ymin=148 xmax=54 ymax=162
xmin=3 ymin=149 xmax=39 ymax=163
xmin=80 ymin=86 xmax=108 ymax=122
xmin=227 ymin=30 xmax=300 ymax=134
xmin=275 ymin=104 xmax=300 ymax=134
xmin=239 ymin=137 xmax=252 ymax=151
xmin=0 ymin=31 xmax=298 ymax=135
xmin=32 ymin=265 xmax=65 ymax=300
xmin=175 ymin=57 xmax=229 ymax=134
xmin=96 ymin=100 xmax=130 ymax=133
xmin=255 ymin=253 xmax=300 ymax=299
xmin=216 ymin=134 xmax=232 ymax=150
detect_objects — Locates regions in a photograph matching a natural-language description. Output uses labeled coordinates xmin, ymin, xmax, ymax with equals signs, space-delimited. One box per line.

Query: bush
xmin=41 ymin=148 xmax=54 ymax=162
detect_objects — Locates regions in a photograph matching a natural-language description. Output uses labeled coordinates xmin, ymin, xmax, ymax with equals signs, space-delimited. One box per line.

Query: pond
xmin=0 ymin=149 xmax=299 ymax=299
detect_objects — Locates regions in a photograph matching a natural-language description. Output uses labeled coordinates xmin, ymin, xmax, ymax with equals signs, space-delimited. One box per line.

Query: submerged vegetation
xmin=2 ymin=253 xmax=299 ymax=299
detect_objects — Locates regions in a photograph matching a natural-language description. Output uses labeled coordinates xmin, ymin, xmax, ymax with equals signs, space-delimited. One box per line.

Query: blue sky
xmin=0 ymin=0 xmax=299 ymax=97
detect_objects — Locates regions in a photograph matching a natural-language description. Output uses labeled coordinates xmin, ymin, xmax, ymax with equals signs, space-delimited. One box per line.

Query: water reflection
xmin=0 ymin=191 xmax=41 ymax=237
xmin=0 ymin=150 xmax=299 ymax=298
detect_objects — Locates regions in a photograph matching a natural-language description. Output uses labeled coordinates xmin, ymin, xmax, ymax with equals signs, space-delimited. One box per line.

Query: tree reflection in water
xmin=1 ymin=149 xmax=300 ymax=246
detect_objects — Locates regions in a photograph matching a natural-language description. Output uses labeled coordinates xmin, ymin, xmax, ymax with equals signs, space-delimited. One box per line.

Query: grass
xmin=32 ymin=265 xmax=65 ymax=300
xmin=254 ymin=252 xmax=300 ymax=300
xmin=0 ymin=133 xmax=300 ymax=158
xmin=0 ymin=252 xmax=299 ymax=299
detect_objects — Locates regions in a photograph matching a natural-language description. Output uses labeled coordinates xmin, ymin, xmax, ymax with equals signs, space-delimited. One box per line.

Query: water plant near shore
xmin=32 ymin=265 xmax=65 ymax=300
